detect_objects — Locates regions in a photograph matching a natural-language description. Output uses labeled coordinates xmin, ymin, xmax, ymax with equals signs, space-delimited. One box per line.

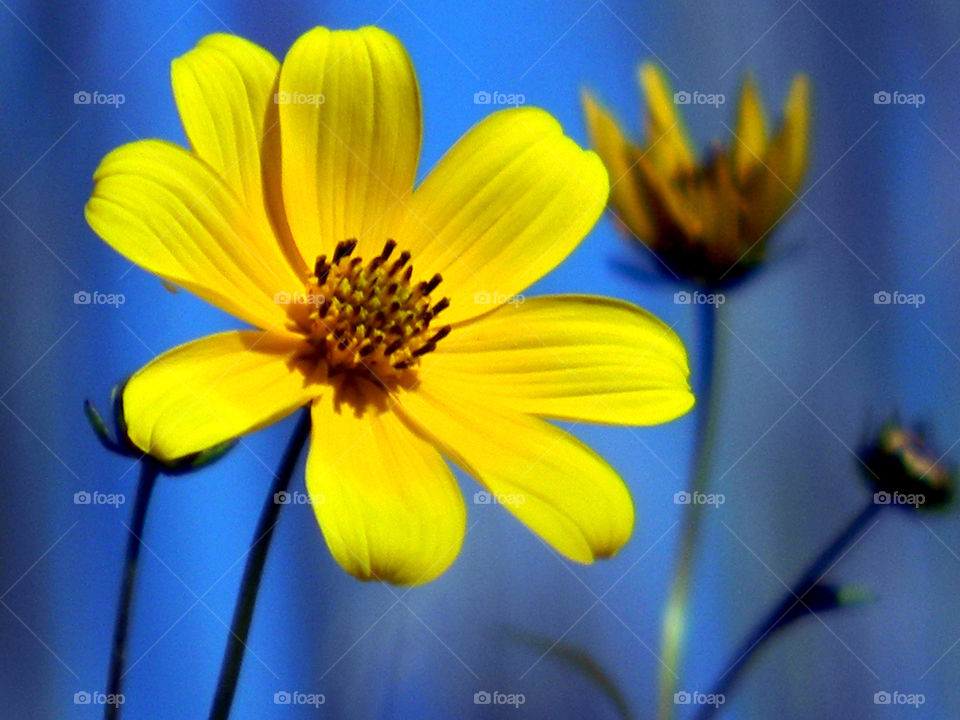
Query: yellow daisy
xmin=86 ymin=27 xmax=694 ymax=584
xmin=583 ymin=63 xmax=810 ymax=284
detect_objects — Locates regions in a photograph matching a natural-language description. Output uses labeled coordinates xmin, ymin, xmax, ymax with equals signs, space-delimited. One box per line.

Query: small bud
xmin=860 ymin=422 xmax=953 ymax=511
xmin=85 ymin=381 xmax=236 ymax=474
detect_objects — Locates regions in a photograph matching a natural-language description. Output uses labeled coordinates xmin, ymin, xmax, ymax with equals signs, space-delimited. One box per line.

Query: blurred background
xmin=2 ymin=0 xmax=959 ymax=717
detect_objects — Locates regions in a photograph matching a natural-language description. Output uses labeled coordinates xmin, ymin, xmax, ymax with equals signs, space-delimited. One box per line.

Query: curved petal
xmin=582 ymin=89 xmax=653 ymax=239
xmin=732 ymin=73 xmax=769 ymax=182
xmin=395 ymin=108 xmax=609 ymax=326
xmin=123 ymin=330 xmax=318 ymax=461
xmin=86 ymin=140 xmax=303 ymax=333
xmin=278 ymin=26 xmax=421 ymax=264
xmin=397 ymin=377 xmax=634 ymax=563
xmin=306 ymin=388 xmax=465 ymax=585
xmin=171 ymin=34 xmax=305 ymax=276
xmin=420 ymin=295 xmax=693 ymax=425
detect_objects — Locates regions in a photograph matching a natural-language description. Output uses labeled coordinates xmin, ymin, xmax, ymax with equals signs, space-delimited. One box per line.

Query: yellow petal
xmin=638 ymin=63 xmax=695 ymax=174
xmin=171 ymin=34 xmax=305 ymax=276
xmin=85 ymin=140 xmax=302 ymax=333
xmin=732 ymin=73 xmax=769 ymax=182
xmin=395 ymin=107 xmax=608 ymax=326
xmin=123 ymin=331 xmax=318 ymax=461
xmin=277 ymin=26 xmax=421 ymax=264
xmin=581 ymin=89 xmax=654 ymax=240
xmin=421 ymin=295 xmax=693 ymax=425
xmin=397 ymin=378 xmax=635 ymax=563
xmin=306 ymin=388 xmax=465 ymax=585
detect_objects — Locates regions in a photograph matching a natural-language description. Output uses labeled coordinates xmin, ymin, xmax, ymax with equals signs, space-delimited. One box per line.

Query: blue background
xmin=2 ymin=0 xmax=959 ymax=717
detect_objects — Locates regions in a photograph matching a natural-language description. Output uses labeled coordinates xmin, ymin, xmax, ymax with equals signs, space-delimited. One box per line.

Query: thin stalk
xmin=658 ymin=300 xmax=721 ymax=720
xmin=104 ymin=460 xmax=160 ymax=720
xmin=208 ymin=409 xmax=311 ymax=720
xmin=693 ymin=501 xmax=881 ymax=719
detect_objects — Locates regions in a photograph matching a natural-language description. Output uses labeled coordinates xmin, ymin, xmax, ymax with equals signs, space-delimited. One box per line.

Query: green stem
xmin=658 ymin=300 xmax=721 ymax=720
xmin=208 ymin=409 xmax=311 ymax=720
xmin=104 ymin=460 xmax=160 ymax=720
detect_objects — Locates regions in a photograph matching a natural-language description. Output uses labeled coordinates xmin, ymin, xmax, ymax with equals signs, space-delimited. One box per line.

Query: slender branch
xmin=693 ymin=501 xmax=881 ymax=719
xmin=105 ymin=460 xmax=160 ymax=720
xmin=208 ymin=409 xmax=312 ymax=720
xmin=658 ymin=300 xmax=721 ymax=720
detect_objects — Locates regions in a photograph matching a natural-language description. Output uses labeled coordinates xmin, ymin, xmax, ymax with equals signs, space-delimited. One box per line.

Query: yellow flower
xmin=86 ymin=27 xmax=694 ymax=584
xmin=583 ymin=63 xmax=811 ymax=285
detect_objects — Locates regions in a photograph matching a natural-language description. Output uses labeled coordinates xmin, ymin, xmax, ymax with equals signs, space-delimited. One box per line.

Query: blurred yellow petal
xmin=278 ymin=26 xmax=421 ymax=264
xmin=638 ymin=63 xmax=695 ymax=174
xmin=398 ymin=378 xmax=635 ymax=563
xmin=581 ymin=89 xmax=654 ymax=239
xmin=769 ymin=74 xmax=811 ymax=193
xmin=732 ymin=73 xmax=769 ymax=182
xmin=123 ymin=331 xmax=318 ymax=461
xmin=306 ymin=388 xmax=465 ymax=585
xmin=395 ymin=107 xmax=608 ymax=325
xmin=420 ymin=295 xmax=693 ymax=425
xmin=85 ymin=140 xmax=302 ymax=332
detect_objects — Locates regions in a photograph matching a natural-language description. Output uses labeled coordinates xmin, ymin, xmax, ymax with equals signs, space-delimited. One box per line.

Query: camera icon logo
xmin=74 ymin=691 xmax=91 ymax=704
xmin=473 ymin=491 xmax=492 ymax=505
xmin=473 ymin=291 xmax=491 ymax=305
xmin=674 ymin=491 xmax=691 ymax=505
xmin=74 ymin=291 xmax=91 ymax=305
xmin=874 ymin=691 xmax=891 ymax=704
xmin=274 ymin=491 xmax=291 ymax=505
xmin=474 ymin=691 xmax=492 ymax=705
xmin=273 ymin=91 xmax=290 ymax=105
xmin=274 ymin=691 xmax=292 ymax=705
xmin=473 ymin=91 xmax=491 ymax=105
xmin=674 ymin=691 xmax=692 ymax=704
xmin=74 ymin=91 xmax=91 ymax=105
xmin=673 ymin=91 xmax=691 ymax=105
xmin=873 ymin=290 xmax=891 ymax=304
xmin=273 ymin=291 xmax=291 ymax=305
xmin=874 ymin=91 xmax=891 ymax=105
xmin=874 ymin=491 xmax=891 ymax=505
xmin=74 ymin=491 xmax=91 ymax=505
xmin=674 ymin=291 xmax=691 ymax=305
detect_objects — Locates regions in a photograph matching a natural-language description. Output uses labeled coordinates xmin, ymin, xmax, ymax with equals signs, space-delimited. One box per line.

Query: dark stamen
xmin=430 ymin=325 xmax=451 ymax=343
xmin=430 ymin=297 xmax=450 ymax=316
xmin=384 ymin=339 xmax=403 ymax=356
xmin=333 ymin=239 xmax=358 ymax=264
xmin=379 ymin=239 xmax=397 ymax=261
xmin=419 ymin=273 xmax=442 ymax=294
xmin=389 ymin=251 xmax=411 ymax=276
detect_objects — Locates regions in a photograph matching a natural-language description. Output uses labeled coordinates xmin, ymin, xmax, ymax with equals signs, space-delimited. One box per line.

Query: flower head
xmin=86 ymin=27 xmax=694 ymax=584
xmin=860 ymin=422 xmax=953 ymax=511
xmin=582 ymin=64 xmax=810 ymax=286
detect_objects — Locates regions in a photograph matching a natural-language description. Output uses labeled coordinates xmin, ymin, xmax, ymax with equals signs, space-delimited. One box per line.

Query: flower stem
xmin=692 ymin=500 xmax=881 ymax=719
xmin=658 ymin=300 xmax=721 ymax=720
xmin=105 ymin=460 xmax=160 ymax=720
xmin=208 ymin=409 xmax=311 ymax=720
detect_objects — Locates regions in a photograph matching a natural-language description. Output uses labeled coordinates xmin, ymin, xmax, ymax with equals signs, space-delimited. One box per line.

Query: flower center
xmin=303 ymin=239 xmax=450 ymax=384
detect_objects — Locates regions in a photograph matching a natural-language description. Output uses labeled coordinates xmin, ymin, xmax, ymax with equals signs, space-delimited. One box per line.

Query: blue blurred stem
xmin=208 ymin=409 xmax=311 ymax=720
xmin=104 ymin=460 xmax=160 ymax=720
xmin=659 ymin=300 xmax=720 ymax=720
xmin=693 ymin=500 xmax=881 ymax=719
